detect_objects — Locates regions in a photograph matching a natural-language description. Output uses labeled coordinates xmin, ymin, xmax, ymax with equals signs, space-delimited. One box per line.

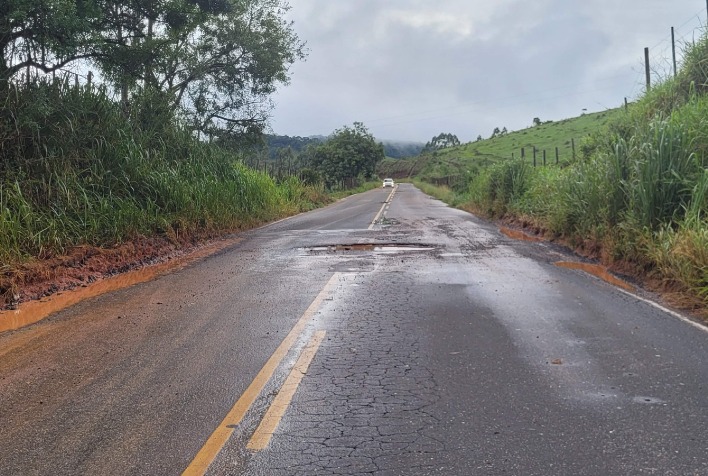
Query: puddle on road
xmin=500 ymin=226 xmax=544 ymax=243
xmin=0 ymin=238 xmax=242 ymax=334
xmin=555 ymin=261 xmax=635 ymax=292
xmin=304 ymin=243 xmax=434 ymax=254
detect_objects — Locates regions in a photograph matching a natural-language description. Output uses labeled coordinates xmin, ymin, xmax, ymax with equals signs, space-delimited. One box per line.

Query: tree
xmin=306 ymin=122 xmax=384 ymax=188
xmin=93 ymin=0 xmax=305 ymax=137
xmin=476 ymin=135 xmax=483 ymax=142
xmin=491 ymin=127 xmax=500 ymax=138
xmin=501 ymin=127 xmax=508 ymax=135
xmin=423 ymin=132 xmax=460 ymax=152
xmin=0 ymin=0 xmax=100 ymax=86
xmin=533 ymin=117 xmax=541 ymax=126
xmin=1 ymin=0 xmax=304 ymax=139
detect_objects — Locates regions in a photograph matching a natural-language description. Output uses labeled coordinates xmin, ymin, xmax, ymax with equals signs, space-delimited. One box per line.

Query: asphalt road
xmin=0 ymin=183 xmax=706 ymax=475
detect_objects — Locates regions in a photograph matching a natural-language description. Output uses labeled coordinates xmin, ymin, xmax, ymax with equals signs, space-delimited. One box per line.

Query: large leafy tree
xmin=94 ymin=0 xmax=227 ymax=102
xmin=93 ymin=0 xmax=305 ymax=137
xmin=1 ymin=0 xmax=304 ymax=139
xmin=181 ymin=0 xmax=305 ymax=137
xmin=306 ymin=122 xmax=384 ymax=188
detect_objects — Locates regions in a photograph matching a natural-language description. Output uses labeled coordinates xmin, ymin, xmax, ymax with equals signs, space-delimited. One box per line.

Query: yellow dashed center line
xmin=247 ymin=330 xmax=327 ymax=451
xmin=182 ymin=275 xmax=340 ymax=476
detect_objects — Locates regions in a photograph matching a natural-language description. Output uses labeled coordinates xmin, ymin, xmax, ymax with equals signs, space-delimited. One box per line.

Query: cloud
xmin=271 ymin=0 xmax=706 ymax=142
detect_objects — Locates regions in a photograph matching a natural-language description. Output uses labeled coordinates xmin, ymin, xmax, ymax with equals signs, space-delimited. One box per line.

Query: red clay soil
xmin=499 ymin=226 xmax=545 ymax=243
xmin=0 ymin=232 xmax=235 ymax=311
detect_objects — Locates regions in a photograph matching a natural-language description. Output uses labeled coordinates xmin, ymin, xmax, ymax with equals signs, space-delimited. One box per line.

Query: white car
xmin=382 ymin=178 xmax=395 ymax=188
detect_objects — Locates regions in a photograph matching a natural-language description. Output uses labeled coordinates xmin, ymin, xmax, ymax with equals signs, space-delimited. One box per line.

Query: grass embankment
xmin=0 ymin=81 xmax=329 ymax=306
xmin=416 ymin=37 xmax=708 ymax=314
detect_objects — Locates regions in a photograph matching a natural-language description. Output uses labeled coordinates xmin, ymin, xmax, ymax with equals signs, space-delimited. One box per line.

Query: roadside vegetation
xmin=297 ymin=122 xmax=385 ymax=190
xmin=0 ymin=0 xmax=332 ymax=307
xmin=0 ymin=79 xmax=331 ymax=305
xmin=411 ymin=37 xmax=708 ymax=312
xmin=0 ymin=1 xmax=389 ymax=308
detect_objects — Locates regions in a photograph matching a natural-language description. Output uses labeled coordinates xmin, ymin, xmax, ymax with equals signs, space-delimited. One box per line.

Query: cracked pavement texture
xmin=214 ymin=185 xmax=707 ymax=475
xmin=1 ymin=184 xmax=707 ymax=476
xmin=247 ymin=272 xmax=445 ymax=475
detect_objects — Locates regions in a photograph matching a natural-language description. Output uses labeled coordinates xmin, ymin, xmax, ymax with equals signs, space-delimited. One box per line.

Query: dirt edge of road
xmin=0 ymin=230 xmax=244 ymax=311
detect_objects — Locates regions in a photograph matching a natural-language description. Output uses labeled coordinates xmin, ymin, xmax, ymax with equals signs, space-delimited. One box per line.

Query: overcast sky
xmin=269 ymin=1 xmax=706 ymax=143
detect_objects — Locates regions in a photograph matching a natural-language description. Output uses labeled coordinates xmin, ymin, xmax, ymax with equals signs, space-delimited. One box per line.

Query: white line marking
xmin=617 ymin=288 xmax=708 ymax=334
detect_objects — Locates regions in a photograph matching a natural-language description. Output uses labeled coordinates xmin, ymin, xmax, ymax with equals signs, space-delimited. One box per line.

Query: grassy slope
xmin=393 ymin=36 xmax=708 ymax=314
xmin=378 ymin=109 xmax=621 ymax=180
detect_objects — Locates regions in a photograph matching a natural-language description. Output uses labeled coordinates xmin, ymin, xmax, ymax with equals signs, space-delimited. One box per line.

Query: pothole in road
xmin=377 ymin=218 xmax=399 ymax=226
xmin=303 ymin=243 xmax=435 ymax=254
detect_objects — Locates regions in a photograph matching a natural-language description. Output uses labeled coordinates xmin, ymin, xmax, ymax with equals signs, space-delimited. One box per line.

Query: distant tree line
xmin=266 ymin=134 xmax=422 ymax=161
xmin=234 ymin=124 xmax=385 ymax=188
xmin=382 ymin=141 xmax=424 ymax=159
xmin=298 ymin=123 xmax=385 ymax=189
xmin=266 ymin=135 xmax=324 ymax=160
xmin=422 ymin=132 xmax=460 ymax=153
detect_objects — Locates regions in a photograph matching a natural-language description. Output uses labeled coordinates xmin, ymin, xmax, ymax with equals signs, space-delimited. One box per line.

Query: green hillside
xmin=379 ymin=109 xmax=621 ymax=181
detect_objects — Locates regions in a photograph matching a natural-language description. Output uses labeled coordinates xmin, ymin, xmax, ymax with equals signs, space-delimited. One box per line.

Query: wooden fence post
xmin=672 ymin=27 xmax=677 ymax=78
xmin=571 ymin=139 xmax=576 ymax=160
xmin=543 ymin=150 xmax=547 ymax=166
xmin=644 ymin=47 xmax=651 ymax=91
xmin=533 ymin=147 xmax=537 ymax=167
xmin=555 ymin=147 xmax=559 ymax=165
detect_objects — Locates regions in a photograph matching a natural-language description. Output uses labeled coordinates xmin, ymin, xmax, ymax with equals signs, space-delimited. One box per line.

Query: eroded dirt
xmin=499 ymin=226 xmax=544 ymax=243
xmin=554 ymin=261 xmax=635 ymax=292
xmin=0 ymin=231 xmax=241 ymax=314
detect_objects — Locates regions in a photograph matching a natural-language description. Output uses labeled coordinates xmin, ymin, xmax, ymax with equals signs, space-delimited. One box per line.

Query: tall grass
xmin=648 ymin=169 xmax=708 ymax=301
xmin=0 ymin=79 xmax=328 ymax=266
xmin=468 ymin=158 xmax=529 ymax=216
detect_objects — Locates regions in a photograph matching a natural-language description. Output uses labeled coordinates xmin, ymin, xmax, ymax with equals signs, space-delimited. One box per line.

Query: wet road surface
xmin=0 ymin=184 xmax=706 ymax=475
